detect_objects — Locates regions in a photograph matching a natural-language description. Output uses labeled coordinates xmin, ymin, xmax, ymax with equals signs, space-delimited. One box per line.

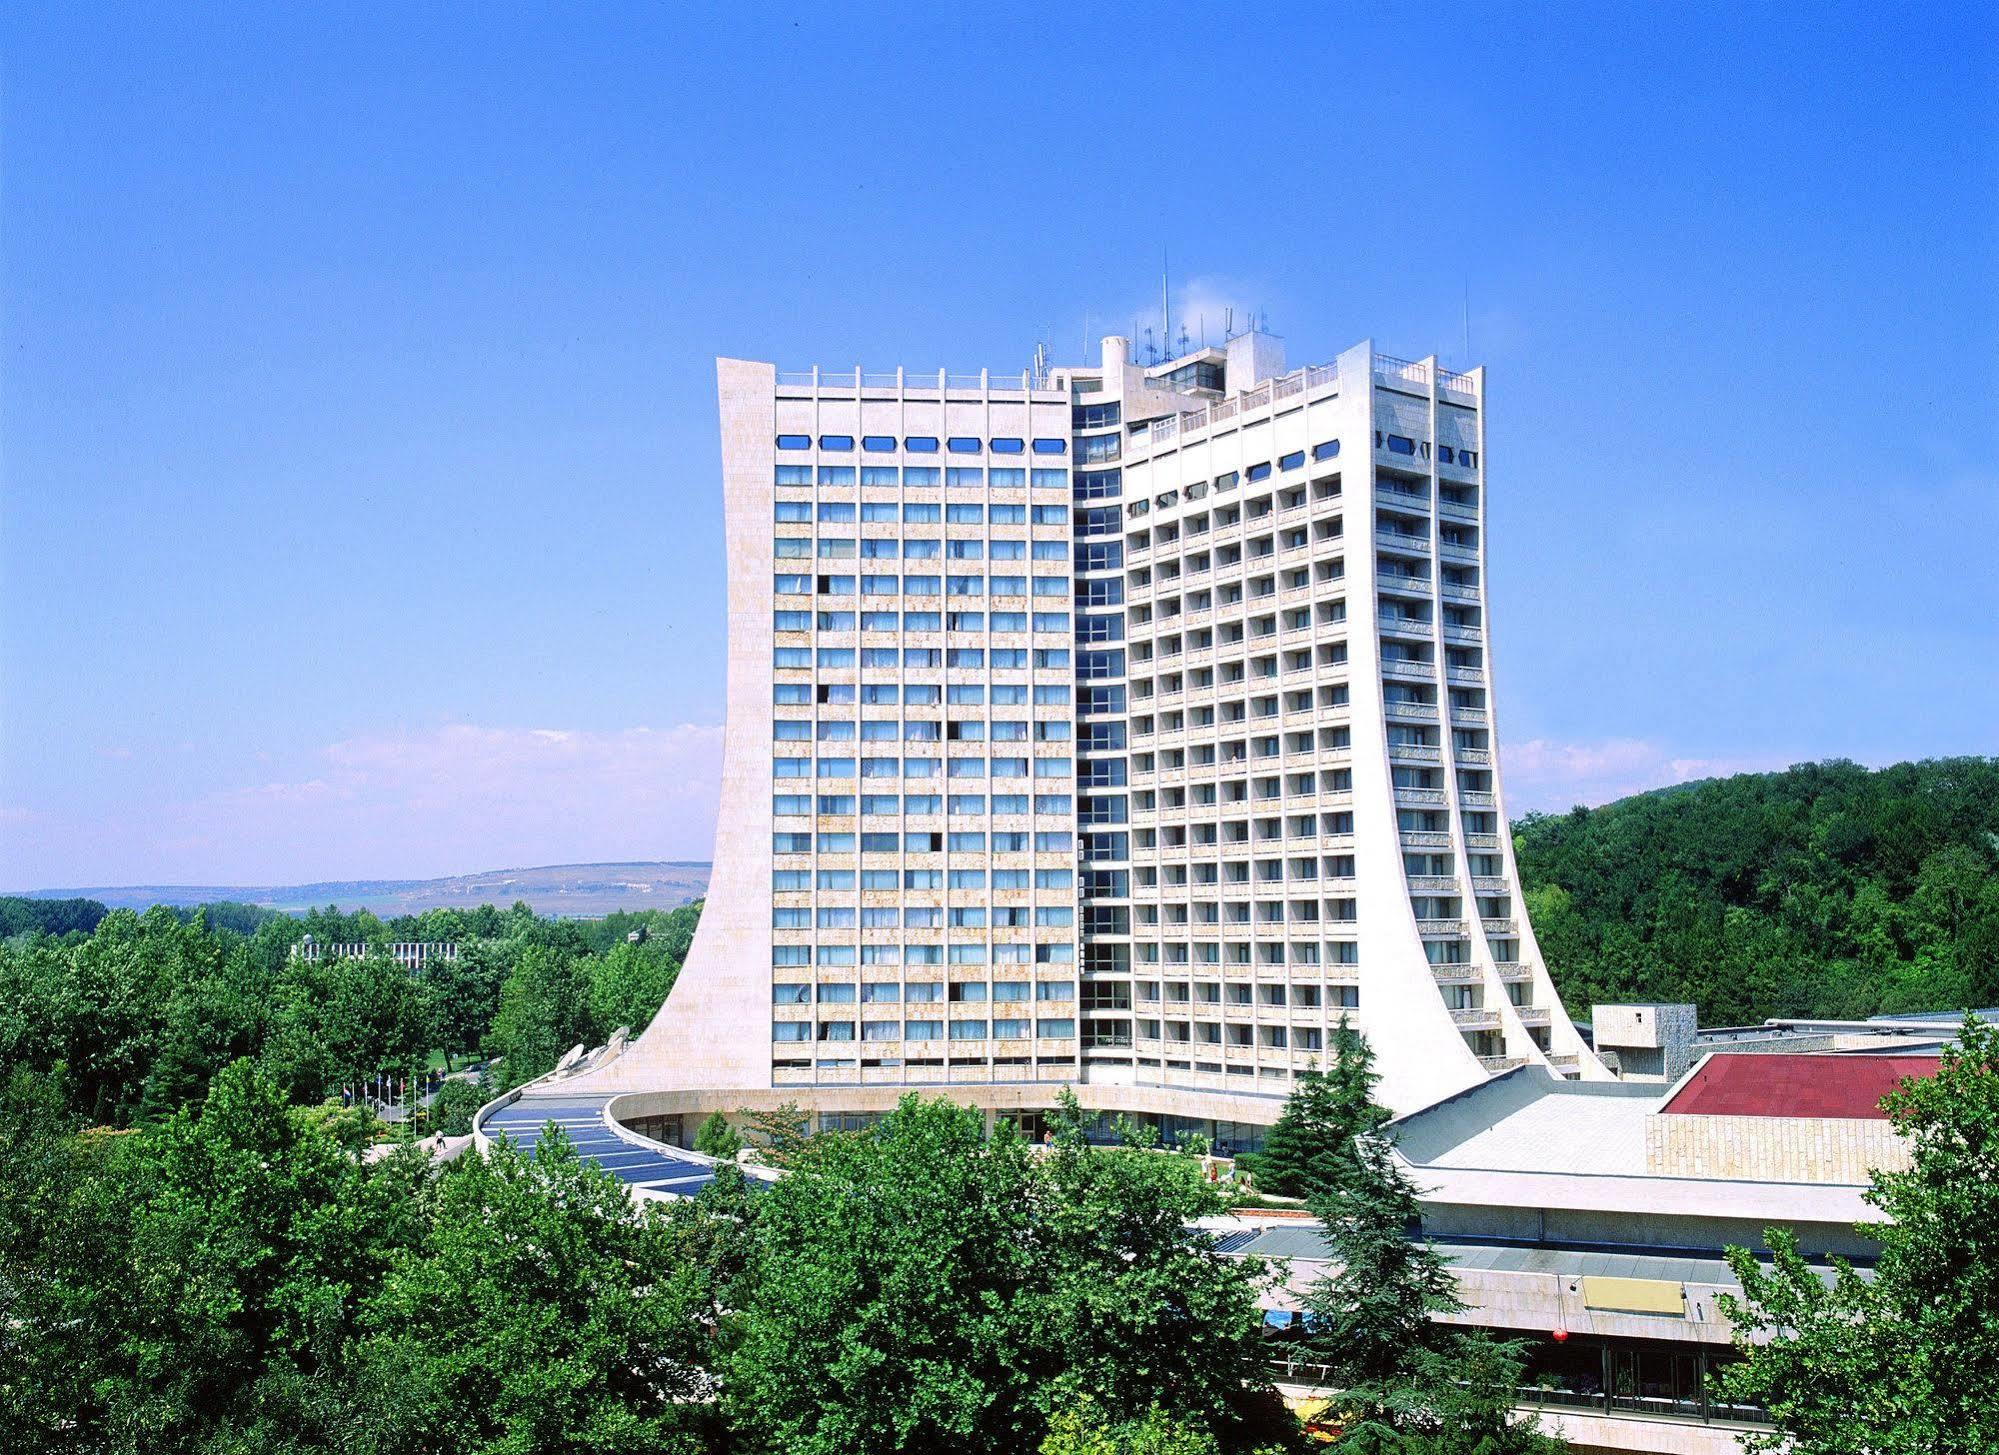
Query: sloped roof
xmin=1661 ymin=1053 xmax=1935 ymax=1120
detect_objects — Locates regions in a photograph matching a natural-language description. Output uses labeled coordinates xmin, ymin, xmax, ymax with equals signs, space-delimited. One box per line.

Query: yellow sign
xmin=1580 ymin=1275 xmax=1685 ymax=1315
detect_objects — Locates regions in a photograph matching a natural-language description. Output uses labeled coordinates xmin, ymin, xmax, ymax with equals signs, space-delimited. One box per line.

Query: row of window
xmin=771 ymin=793 xmax=1069 ymax=819
xmin=773 ymin=1019 xmax=1076 ymax=1043
xmin=775 ymin=981 xmax=1075 ymax=1004
xmin=772 ymin=758 xmax=1073 ymax=782
xmin=774 ymin=828 xmax=1076 ymax=856
xmin=777 ymin=434 xmax=1067 ymax=456
xmin=778 ymin=465 xmax=1068 ymax=490
xmin=775 ymin=904 xmax=1075 ymax=928
xmin=774 ymin=684 xmax=1071 ymax=707
xmin=1123 ymin=443 xmax=1342 ymax=518
xmin=777 ymin=502 xmax=1067 ymax=525
xmin=774 ymin=860 xmax=1076 ymax=892
xmin=773 ymin=942 xmax=1075 ymax=965
xmin=776 ymin=646 xmax=1069 ymax=674
xmin=1375 ymin=433 xmax=1478 ymax=466
xmin=774 ymin=574 xmax=1067 ymax=596
xmin=778 ymin=538 xmax=1066 ymax=561
xmin=775 ymin=721 xmax=1070 ymax=743
xmin=772 ymin=595 xmax=1075 ymax=631
xmin=775 ymin=647 xmax=1079 ymax=675
xmin=1134 ymin=944 xmax=1361 ymax=965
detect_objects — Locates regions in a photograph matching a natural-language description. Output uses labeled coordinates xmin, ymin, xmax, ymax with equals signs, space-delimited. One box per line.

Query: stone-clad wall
xmin=1646 ymin=1112 xmax=1909 ymax=1183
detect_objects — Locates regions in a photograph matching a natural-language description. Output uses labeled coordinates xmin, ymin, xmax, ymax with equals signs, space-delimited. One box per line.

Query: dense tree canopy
xmin=724 ymin=1093 xmax=1295 ymax=1455
xmin=1515 ymin=757 xmax=1999 ymax=1024
xmin=0 ymin=898 xmax=702 ymax=1128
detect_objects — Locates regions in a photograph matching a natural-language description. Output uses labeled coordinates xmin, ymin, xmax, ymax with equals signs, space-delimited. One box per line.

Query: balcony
xmin=1478 ymin=1054 xmax=1525 ymax=1073
xmin=1492 ymin=961 xmax=1532 ymax=981
xmin=1481 ymin=917 xmax=1518 ymax=936
xmin=1451 ymin=1007 xmax=1501 ymax=1031
xmin=1406 ymin=874 xmax=1459 ymax=893
xmin=1420 ymin=919 xmax=1468 ymax=937
xmin=1431 ymin=963 xmax=1479 ymax=984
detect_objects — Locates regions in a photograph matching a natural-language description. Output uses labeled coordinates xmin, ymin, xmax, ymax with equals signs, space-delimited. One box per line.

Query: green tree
xmin=694 ymin=1109 xmax=742 ymax=1159
xmin=1717 ymin=1014 xmax=1999 ymax=1454
xmin=428 ymin=1077 xmax=486 ymax=1137
xmin=739 ymin=1099 xmax=813 ymax=1166
xmin=357 ymin=1128 xmax=722 ymax=1455
xmin=102 ymin=1059 xmax=431 ymax=1451
xmin=1252 ymin=1019 xmax=1389 ymax=1199
xmin=485 ymin=943 xmax=592 ymax=1088
xmin=1041 ymin=1401 xmax=1227 ymax=1455
xmin=422 ymin=941 xmax=506 ymax=1070
xmin=722 ymin=1095 xmax=1291 ymax=1455
xmin=586 ymin=938 xmax=680 ymax=1038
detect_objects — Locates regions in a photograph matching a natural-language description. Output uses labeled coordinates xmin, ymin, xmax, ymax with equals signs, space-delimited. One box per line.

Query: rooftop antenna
xmin=1462 ymin=277 xmax=1472 ymax=365
xmin=1225 ymin=306 xmax=1234 ymax=338
xmin=1162 ymin=249 xmax=1171 ymax=363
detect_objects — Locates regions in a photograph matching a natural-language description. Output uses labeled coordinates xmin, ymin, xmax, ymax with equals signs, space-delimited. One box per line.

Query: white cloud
xmin=1501 ymin=737 xmax=1795 ymax=814
xmin=5 ymin=722 xmax=725 ymax=888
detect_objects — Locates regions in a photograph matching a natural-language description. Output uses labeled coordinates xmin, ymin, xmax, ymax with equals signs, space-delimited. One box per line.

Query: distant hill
xmin=8 ymin=861 xmax=712 ymax=920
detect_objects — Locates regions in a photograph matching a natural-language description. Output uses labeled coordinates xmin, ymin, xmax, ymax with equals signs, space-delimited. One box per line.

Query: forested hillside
xmin=1515 ymin=758 xmax=1999 ymax=1026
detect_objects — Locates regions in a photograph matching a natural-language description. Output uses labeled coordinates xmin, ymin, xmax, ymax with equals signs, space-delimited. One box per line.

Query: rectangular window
xmin=862 ymin=435 xmax=896 ymax=453
xmin=1312 ymin=439 xmax=1340 ymax=461
xmin=817 ymin=466 xmax=856 ymax=486
xmin=947 ymin=437 xmax=982 ymax=454
xmin=819 ymin=435 xmax=854 ymax=452
xmin=776 ymin=434 xmax=810 ymax=450
xmin=947 ymin=468 xmax=985 ymax=488
xmin=861 ymin=466 xmax=899 ymax=486
xmin=1246 ymin=461 xmax=1272 ymax=482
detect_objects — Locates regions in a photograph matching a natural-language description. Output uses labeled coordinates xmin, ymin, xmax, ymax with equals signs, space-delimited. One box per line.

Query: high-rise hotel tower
xmin=590 ymin=331 xmax=1604 ymax=1140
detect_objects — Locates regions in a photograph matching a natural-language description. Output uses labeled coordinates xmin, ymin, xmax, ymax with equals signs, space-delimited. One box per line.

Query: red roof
xmin=1661 ymin=1053 xmax=1936 ymax=1120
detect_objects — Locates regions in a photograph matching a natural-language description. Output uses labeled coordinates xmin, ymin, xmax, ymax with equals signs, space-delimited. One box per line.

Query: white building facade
xmin=591 ymin=333 xmax=1602 ymax=1137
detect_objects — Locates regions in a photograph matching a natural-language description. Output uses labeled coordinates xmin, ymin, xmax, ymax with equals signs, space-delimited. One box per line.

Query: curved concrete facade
xmin=575 ymin=336 xmax=1602 ymax=1132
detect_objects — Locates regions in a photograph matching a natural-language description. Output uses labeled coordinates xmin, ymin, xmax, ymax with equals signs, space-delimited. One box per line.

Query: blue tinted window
xmin=1032 ymin=438 xmax=1067 ymax=455
xmin=817 ymin=466 xmax=855 ymax=486
xmin=947 ymin=437 xmax=982 ymax=454
xmin=1312 ymin=439 xmax=1340 ymax=461
xmin=1280 ymin=450 xmax=1305 ymax=471
xmin=774 ymin=501 xmax=811 ymax=521
xmin=775 ymin=464 xmax=813 ymax=485
xmin=904 ymin=435 xmax=939 ymax=453
xmin=776 ymin=434 xmax=810 ymax=450
xmin=1246 ymin=462 xmax=1272 ymax=482
xmin=1387 ymin=434 xmax=1417 ymax=455
xmin=989 ymin=437 xmax=1024 ymax=454
xmin=1438 ymin=445 xmax=1456 ymax=464
xmin=861 ymin=466 xmax=899 ymax=486
xmin=862 ymin=435 xmax=896 ymax=453
xmin=819 ymin=434 xmax=855 ymax=451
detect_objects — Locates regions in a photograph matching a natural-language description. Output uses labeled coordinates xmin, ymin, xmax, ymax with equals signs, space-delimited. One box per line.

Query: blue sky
xmin=3 ymin=5 xmax=1994 ymax=888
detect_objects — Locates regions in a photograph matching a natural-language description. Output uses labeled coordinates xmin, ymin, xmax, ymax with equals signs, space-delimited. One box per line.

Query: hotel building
xmin=585 ymin=330 xmax=1604 ymax=1137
